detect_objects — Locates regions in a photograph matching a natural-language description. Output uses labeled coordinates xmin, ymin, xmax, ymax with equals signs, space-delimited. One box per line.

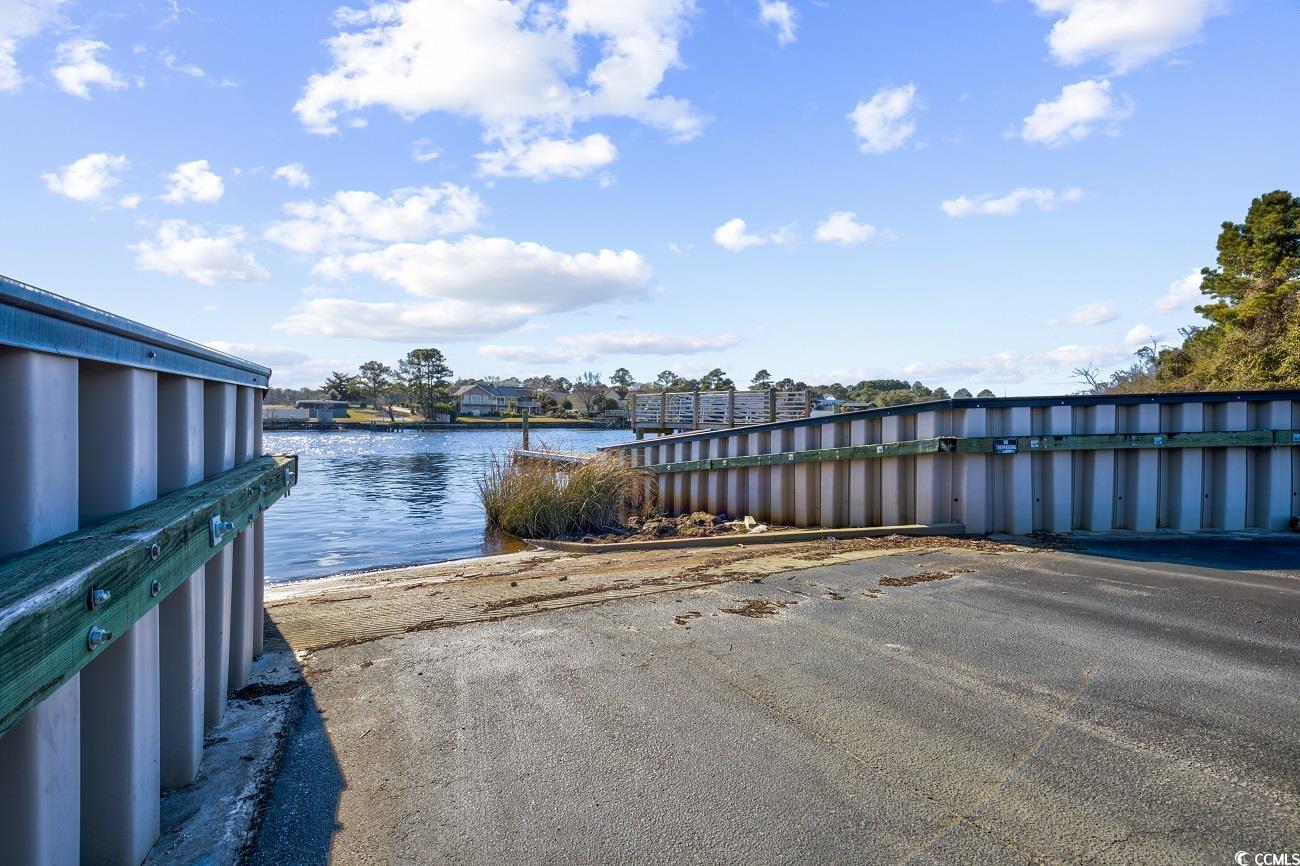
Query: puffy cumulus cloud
xmin=1124 ymin=323 xmax=1163 ymax=347
xmin=480 ymin=330 xmax=739 ymax=364
xmin=272 ymin=162 xmax=312 ymax=189
xmin=712 ymin=217 xmax=794 ymax=251
xmin=1030 ymin=0 xmax=1227 ymax=73
xmin=477 ymin=133 xmax=616 ymax=180
xmin=163 ymin=159 xmax=224 ymax=203
xmin=132 ymin=220 xmax=270 ymax=285
xmin=0 ymin=0 xmax=65 ymax=92
xmin=758 ymin=0 xmax=796 ymax=46
xmin=51 ymin=38 xmax=126 ymax=98
xmin=41 ymin=152 xmax=128 ymax=203
xmin=1153 ymin=268 xmax=1203 ymax=312
xmin=1021 ymin=79 xmax=1132 ymax=146
xmin=1048 ymin=300 xmax=1118 ymax=326
xmin=293 ymin=0 xmax=702 ymax=178
xmin=848 ymin=84 xmax=917 ymax=154
xmin=814 ymin=211 xmax=879 ymax=246
xmin=264 ymin=184 xmax=484 ymax=254
xmin=941 ymin=186 xmax=1083 ymax=217
xmin=278 ymin=235 xmax=654 ymax=342
xmin=203 ymin=341 xmax=310 ymax=368
xmin=337 ymin=236 xmax=652 ymax=305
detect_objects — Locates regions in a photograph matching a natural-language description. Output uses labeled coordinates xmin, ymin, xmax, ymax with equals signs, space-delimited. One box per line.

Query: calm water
xmin=262 ymin=428 xmax=631 ymax=583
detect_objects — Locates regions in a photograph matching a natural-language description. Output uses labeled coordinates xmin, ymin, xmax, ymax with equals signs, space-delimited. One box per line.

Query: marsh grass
xmin=478 ymin=451 xmax=656 ymax=539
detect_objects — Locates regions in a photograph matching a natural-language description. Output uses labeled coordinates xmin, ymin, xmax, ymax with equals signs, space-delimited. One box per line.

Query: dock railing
xmin=605 ymin=392 xmax=1299 ymax=534
xmin=0 ymin=275 xmax=298 ymax=866
xmin=630 ymin=388 xmax=811 ymax=432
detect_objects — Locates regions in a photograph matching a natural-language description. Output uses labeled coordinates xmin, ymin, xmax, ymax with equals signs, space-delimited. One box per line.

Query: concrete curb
xmin=530 ymin=522 xmax=967 ymax=553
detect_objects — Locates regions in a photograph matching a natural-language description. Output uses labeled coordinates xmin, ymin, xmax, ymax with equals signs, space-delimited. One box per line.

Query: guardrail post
xmin=78 ymin=365 xmax=161 ymax=866
xmin=819 ymin=420 xmax=847 ymax=528
xmin=915 ymin=409 xmax=947 ymax=525
xmin=880 ymin=414 xmax=910 ymax=525
xmin=848 ymin=417 xmax=874 ymax=527
xmin=725 ymin=433 xmax=747 ymax=518
xmin=0 ymin=350 xmax=81 ymax=866
xmin=1043 ymin=405 xmax=1073 ymax=533
xmin=228 ymin=387 xmax=256 ymax=690
xmin=727 ymin=389 xmax=736 ymax=428
xmin=747 ymin=430 xmax=770 ymax=522
xmin=954 ymin=408 xmax=989 ymax=534
xmin=1259 ymin=399 xmax=1296 ymax=530
xmin=1210 ymin=402 xmax=1248 ymax=529
xmin=203 ymin=383 xmax=235 ymax=727
xmin=768 ymin=388 xmax=776 ymax=423
xmin=1079 ymin=405 xmax=1117 ymax=530
xmin=1166 ymin=402 xmax=1204 ymax=530
xmin=156 ymin=375 xmax=206 ymax=789
xmin=793 ymin=424 xmax=819 ymax=527
xmin=1122 ymin=403 xmax=1160 ymax=530
xmin=1002 ymin=406 xmax=1034 ymax=534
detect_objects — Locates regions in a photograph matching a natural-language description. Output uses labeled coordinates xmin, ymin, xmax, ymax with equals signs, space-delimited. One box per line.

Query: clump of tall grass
xmin=478 ymin=452 xmax=656 ymax=539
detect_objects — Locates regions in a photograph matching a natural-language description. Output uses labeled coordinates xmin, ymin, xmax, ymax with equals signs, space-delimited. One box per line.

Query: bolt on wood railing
xmin=0 ymin=455 xmax=297 ymax=736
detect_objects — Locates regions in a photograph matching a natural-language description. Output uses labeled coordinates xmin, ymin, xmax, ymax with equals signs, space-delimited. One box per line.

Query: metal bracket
xmin=210 ymin=514 xmax=235 ymax=546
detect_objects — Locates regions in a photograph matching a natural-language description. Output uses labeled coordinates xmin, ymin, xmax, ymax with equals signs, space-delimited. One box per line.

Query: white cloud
xmin=0 ymin=0 xmax=64 ymax=92
xmin=278 ymin=235 xmax=654 ymax=342
xmin=264 ymin=184 xmax=484 ymax=254
xmin=1153 ymin=268 xmax=1203 ymax=312
xmin=272 ymin=162 xmax=313 ymax=189
xmin=163 ymin=159 xmax=224 ymax=203
xmin=897 ymin=344 xmax=1130 ymax=385
xmin=1124 ymin=323 xmax=1163 ymax=347
xmin=941 ymin=186 xmax=1083 ymax=217
xmin=848 ymin=84 xmax=917 ymax=154
xmin=118 ymin=193 xmax=141 ymax=208
xmin=1048 ymin=300 xmax=1118 ymax=326
xmin=41 ymin=152 xmax=128 ymax=203
xmin=1030 ymin=0 xmax=1226 ymax=73
xmin=293 ymin=0 xmax=703 ymax=175
xmin=1021 ymin=78 xmax=1132 ymax=146
xmin=132 ymin=220 xmax=270 ymax=285
xmin=814 ymin=211 xmax=879 ymax=246
xmin=477 ymin=133 xmax=617 ymax=180
xmin=411 ymin=138 xmax=441 ymax=162
xmin=204 ymin=341 xmax=310 ymax=367
xmin=758 ymin=0 xmax=796 ymax=46
xmin=51 ymin=38 xmax=126 ymax=98
xmin=480 ymin=330 xmax=738 ymax=364
xmin=160 ymin=49 xmax=204 ymax=78
xmin=712 ymin=217 xmax=793 ymax=251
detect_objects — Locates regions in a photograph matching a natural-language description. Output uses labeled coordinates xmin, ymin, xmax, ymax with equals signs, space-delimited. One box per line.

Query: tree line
xmin=1075 ymin=190 xmax=1299 ymax=394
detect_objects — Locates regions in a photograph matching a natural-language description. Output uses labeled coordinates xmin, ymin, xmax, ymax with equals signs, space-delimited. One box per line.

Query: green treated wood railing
xmin=0 ymin=453 xmax=298 ymax=736
xmin=643 ymin=430 xmax=1300 ymax=474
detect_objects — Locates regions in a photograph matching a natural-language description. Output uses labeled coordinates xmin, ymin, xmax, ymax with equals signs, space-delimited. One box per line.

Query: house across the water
xmin=454 ymin=383 xmax=544 ymax=417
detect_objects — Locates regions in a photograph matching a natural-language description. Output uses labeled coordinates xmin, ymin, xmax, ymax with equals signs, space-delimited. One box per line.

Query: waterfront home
xmin=454 ymin=382 xmax=543 ymax=417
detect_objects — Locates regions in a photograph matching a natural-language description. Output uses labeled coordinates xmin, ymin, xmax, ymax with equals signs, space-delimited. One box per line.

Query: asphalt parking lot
xmin=254 ymin=536 xmax=1300 ymax=865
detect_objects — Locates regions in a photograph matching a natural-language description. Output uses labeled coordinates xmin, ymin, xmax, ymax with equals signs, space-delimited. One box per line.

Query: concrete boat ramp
xmin=246 ymin=535 xmax=1300 ymax=865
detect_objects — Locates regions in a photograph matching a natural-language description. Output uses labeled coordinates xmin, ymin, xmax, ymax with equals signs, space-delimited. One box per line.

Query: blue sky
xmin=1 ymin=0 xmax=1296 ymax=391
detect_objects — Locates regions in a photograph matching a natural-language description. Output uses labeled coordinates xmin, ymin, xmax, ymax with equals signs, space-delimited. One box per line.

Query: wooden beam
xmin=642 ymin=430 xmax=1297 ymax=474
xmin=0 ymin=454 xmax=298 ymax=737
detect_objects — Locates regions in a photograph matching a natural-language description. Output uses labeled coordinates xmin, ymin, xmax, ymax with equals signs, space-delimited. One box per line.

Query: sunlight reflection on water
xmin=261 ymin=427 xmax=630 ymax=583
